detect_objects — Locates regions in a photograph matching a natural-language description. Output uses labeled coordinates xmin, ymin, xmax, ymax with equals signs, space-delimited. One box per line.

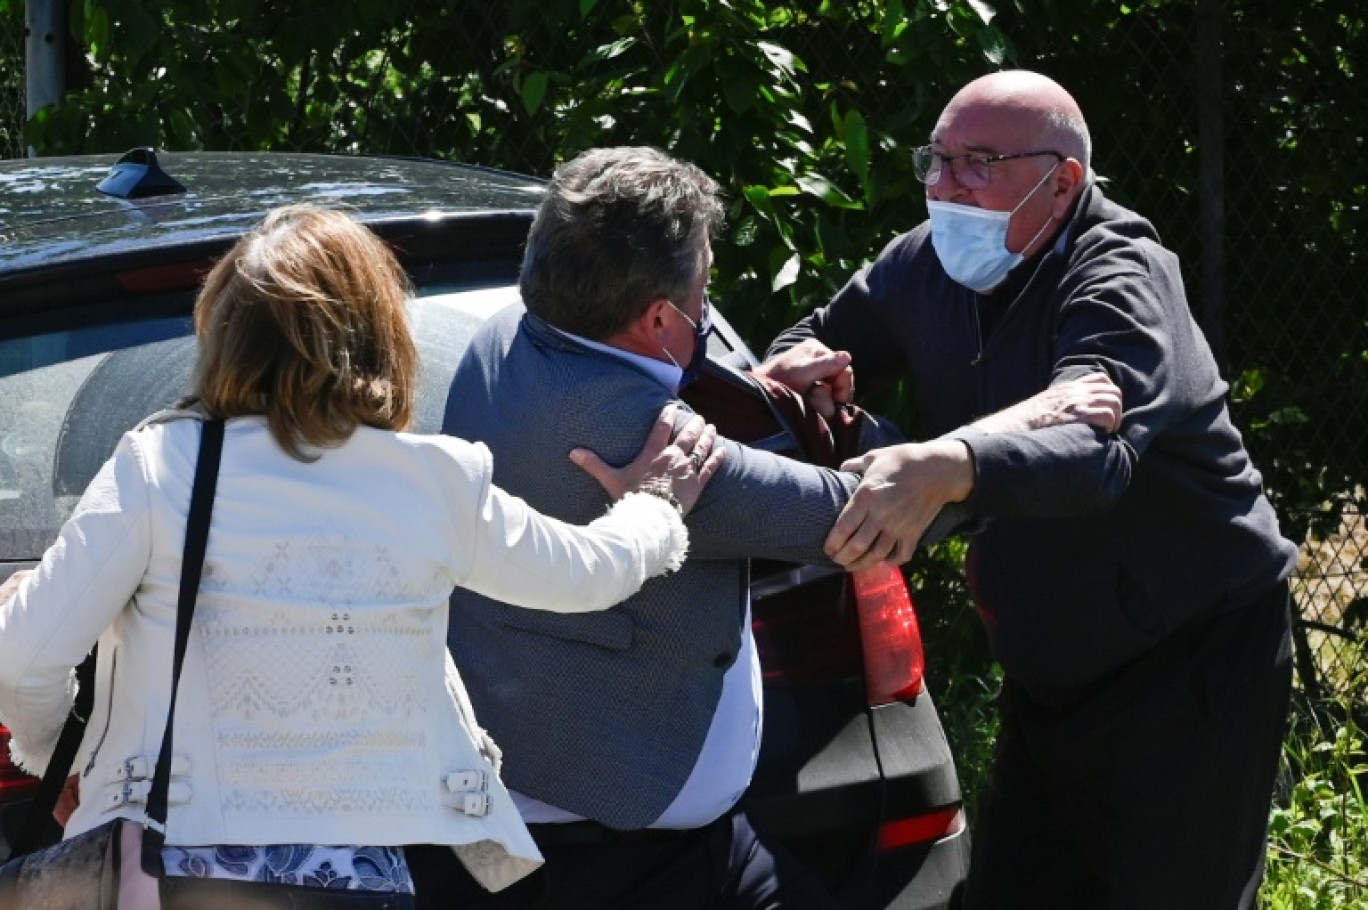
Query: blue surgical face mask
xmin=662 ymin=295 xmax=713 ymax=389
xmin=927 ymin=165 xmax=1058 ymax=293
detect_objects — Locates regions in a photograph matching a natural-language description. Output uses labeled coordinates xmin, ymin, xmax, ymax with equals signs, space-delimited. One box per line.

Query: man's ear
xmin=641 ymin=298 xmax=673 ymax=337
xmin=607 ymin=298 xmax=674 ymax=356
xmin=1051 ymin=158 xmax=1086 ymax=219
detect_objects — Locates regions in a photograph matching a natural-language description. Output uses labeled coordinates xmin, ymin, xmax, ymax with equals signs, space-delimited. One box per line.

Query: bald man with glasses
xmin=759 ymin=70 xmax=1297 ymax=909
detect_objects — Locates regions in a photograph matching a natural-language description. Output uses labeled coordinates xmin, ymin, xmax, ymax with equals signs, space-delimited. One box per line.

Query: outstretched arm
xmin=825 ymin=372 xmax=1125 ymax=570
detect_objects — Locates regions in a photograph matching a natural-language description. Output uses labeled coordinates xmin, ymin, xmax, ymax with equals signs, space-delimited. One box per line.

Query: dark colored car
xmin=0 ymin=150 xmax=969 ymax=907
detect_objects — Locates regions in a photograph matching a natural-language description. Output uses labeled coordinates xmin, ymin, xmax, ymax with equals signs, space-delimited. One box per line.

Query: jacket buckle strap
xmin=441 ymin=769 xmax=490 ymax=817
xmin=103 ymin=779 xmax=193 ymax=809
xmin=110 ymin=753 xmax=192 ymax=782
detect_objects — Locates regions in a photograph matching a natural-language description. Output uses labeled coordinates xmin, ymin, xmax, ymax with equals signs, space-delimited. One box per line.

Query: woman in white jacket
xmin=0 ymin=205 xmax=721 ymax=908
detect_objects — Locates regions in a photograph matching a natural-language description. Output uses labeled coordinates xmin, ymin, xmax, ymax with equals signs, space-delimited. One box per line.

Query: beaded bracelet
xmin=632 ymin=482 xmax=683 ymax=515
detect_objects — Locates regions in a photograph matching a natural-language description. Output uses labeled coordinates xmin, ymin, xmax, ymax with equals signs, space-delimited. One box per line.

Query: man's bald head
xmin=940 ymin=70 xmax=1092 ymax=172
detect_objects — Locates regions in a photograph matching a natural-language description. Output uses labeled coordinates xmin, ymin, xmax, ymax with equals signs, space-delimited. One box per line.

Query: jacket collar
xmin=520 ymin=311 xmax=680 ymax=392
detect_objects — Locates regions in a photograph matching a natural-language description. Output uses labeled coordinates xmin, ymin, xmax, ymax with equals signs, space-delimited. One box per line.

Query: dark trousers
xmin=408 ymin=809 xmax=835 ymax=910
xmin=963 ymin=582 xmax=1293 ymax=910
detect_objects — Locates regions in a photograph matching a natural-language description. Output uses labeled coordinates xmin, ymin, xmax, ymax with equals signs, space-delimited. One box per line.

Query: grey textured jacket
xmin=442 ymin=306 xmax=857 ymax=829
xmin=769 ymin=180 xmax=1297 ymax=696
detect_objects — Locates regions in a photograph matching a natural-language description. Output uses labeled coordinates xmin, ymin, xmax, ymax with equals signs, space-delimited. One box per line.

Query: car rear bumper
xmin=744 ymin=685 xmax=969 ymax=908
xmin=862 ymin=821 xmax=970 ymax=910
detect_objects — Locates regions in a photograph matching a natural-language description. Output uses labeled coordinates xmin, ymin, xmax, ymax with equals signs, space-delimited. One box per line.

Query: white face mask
xmin=927 ymin=166 xmax=1058 ymax=293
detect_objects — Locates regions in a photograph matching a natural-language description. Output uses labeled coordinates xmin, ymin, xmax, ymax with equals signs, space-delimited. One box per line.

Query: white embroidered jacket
xmin=0 ymin=412 xmax=688 ymax=892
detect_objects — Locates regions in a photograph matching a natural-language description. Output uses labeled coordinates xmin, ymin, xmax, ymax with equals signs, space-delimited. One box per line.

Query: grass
xmin=1261 ymin=690 xmax=1368 ymax=908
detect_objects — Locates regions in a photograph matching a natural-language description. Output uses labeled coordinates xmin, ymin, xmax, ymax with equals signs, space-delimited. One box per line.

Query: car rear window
xmin=0 ymin=284 xmax=521 ymax=561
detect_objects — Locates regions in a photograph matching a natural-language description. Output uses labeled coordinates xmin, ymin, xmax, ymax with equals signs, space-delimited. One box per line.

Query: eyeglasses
xmin=912 ymin=146 xmax=1063 ymax=190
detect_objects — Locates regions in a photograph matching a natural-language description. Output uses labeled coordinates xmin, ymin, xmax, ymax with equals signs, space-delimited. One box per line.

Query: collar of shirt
xmin=557 ymin=326 xmax=684 ymax=393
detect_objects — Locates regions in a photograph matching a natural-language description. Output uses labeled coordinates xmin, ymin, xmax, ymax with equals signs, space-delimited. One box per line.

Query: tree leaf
xmin=967 ymin=0 xmax=997 ymax=25
xmin=977 ymin=27 xmax=1009 ymax=65
xmin=841 ymin=108 xmax=870 ymax=191
xmin=795 ymin=172 xmax=863 ymax=210
xmin=521 ymin=72 xmax=549 ymax=116
xmin=121 ymin=2 xmax=161 ymax=68
xmin=756 ymin=40 xmax=800 ymax=78
xmin=585 ymin=37 xmax=636 ymax=64
xmin=772 ymin=253 xmax=801 ymax=292
xmin=87 ymin=5 xmax=111 ymax=61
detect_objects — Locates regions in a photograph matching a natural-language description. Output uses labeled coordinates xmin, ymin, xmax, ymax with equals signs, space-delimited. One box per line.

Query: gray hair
xmin=1043 ymin=106 xmax=1091 ymax=172
xmin=520 ymin=147 xmax=724 ymax=340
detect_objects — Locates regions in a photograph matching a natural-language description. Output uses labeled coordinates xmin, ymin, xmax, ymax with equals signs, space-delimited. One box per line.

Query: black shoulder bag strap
xmin=10 ymin=418 xmax=226 ymax=870
xmin=7 ymin=417 xmax=224 ymax=880
xmin=8 ymin=655 xmax=96 ymax=856
xmin=139 ymin=416 xmax=224 ymax=876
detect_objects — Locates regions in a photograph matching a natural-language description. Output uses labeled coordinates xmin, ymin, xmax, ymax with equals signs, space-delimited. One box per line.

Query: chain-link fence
xmin=0 ymin=3 xmax=25 ymax=159
xmin=380 ymin=1 xmax=1367 ymax=701
xmin=1006 ymin=2 xmax=1368 ymax=704
xmin=2 ymin=1 xmax=1363 ymax=699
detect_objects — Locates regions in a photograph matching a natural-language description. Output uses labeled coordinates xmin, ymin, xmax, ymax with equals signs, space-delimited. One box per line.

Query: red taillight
xmin=851 ymin=564 xmax=925 ymax=705
xmin=0 ymin=725 xmax=39 ymax=801
xmin=877 ymin=807 xmax=965 ymax=850
xmin=752 ymin=568 xmax=863 ymax=685
xmin=115 ymin=261 xmax=212 ymax=294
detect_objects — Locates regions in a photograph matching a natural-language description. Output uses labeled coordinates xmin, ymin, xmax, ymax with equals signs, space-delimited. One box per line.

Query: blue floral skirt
xmin=162 ymin=844 xmax=413 ymax=893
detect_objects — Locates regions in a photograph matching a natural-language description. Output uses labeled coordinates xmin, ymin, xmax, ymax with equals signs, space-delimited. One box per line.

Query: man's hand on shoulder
xmin=826 ymin=440 xmax=975 ymax=571
xmin=754 ymin=339 xmax=854 ymax=419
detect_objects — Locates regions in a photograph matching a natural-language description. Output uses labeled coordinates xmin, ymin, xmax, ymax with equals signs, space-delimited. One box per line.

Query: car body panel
xmin=0 ymin=152 xmax=542 ymax=271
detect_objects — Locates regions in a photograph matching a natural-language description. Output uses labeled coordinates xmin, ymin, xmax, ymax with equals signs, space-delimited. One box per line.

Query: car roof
xmin=0 ymin=150 xmax=545 ymax=274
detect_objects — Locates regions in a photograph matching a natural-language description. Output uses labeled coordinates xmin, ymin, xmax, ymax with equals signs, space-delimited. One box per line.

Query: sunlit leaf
xmin=757 ymin=40 xmax=804 ymax=77
xmin=795 ymin=172 xmax=862 ymax=209
xmin=88 ymin=5 xmax=111 ymax=61
xmin=585 ymin=37 xmax=636 ymax=64
xmin=772 ymin=253 xmax=801 ymax=292
xmin=967 ymin=0 xmax=997 ymax=25
xmin=977 ymin=28 xmax=1009 ymax=65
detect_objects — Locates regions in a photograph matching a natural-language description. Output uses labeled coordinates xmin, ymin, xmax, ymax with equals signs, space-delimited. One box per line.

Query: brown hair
xmin=193 ymin=204 xmax=417 ymax=460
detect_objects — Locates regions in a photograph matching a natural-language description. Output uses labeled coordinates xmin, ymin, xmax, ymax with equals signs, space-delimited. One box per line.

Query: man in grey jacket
xmin=424 ymin=147 xmax=850 ymax=909
xmin=424 ymin=145 xmax=1116 ymax=909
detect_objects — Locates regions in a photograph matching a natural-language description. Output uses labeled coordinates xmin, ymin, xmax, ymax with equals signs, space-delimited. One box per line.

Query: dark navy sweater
xmin=769 ymin=181 xmax=1297 ymax=693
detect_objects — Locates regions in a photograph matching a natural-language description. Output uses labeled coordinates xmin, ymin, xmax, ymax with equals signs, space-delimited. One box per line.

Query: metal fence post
xmin=1194 ymin=0 xmax=1226 ymax=366
xmin=24 ymin=0 xmax=64 ymax=157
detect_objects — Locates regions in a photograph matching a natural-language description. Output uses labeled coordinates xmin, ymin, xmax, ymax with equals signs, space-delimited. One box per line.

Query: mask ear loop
xmin=1009 ymin=162 xmax=1065 ymax=256
xmin=659 ymin=299 xmax=696 ymax=377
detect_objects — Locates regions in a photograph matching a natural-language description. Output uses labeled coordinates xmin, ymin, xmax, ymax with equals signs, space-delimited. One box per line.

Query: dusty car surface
xmin=0 ymin=149 xmax=969 ymax=908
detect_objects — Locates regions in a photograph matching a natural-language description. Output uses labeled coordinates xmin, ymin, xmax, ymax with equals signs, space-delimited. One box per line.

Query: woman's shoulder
xmin=134 ymin=406 xmax=207 ymax=430
xmin=384 ymin=428 xmax=493 ymax=476
xmin=126 ymin=407 xmax=219 ymax=450
xmin=103 ymin=408 xmax=206 ymax=463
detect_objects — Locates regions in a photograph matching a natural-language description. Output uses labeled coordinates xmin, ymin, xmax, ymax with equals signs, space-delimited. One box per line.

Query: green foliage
xmin=0 ymin=0 xmax=22 ymax=158
xmin=1002 ymin=0 xmax=1368 ymax=548
xmin=22 ymin=0 xmax=1007 ymax=349
xmin=1264 ymin=691 xmax=1368 ymax=909
xmin=10 ymin=4 xmax=1367 ymax=895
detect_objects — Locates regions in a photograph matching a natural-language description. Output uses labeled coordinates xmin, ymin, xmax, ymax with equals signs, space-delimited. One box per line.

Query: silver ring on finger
xmin=689 ymin=450 xmax=707 ymax=472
